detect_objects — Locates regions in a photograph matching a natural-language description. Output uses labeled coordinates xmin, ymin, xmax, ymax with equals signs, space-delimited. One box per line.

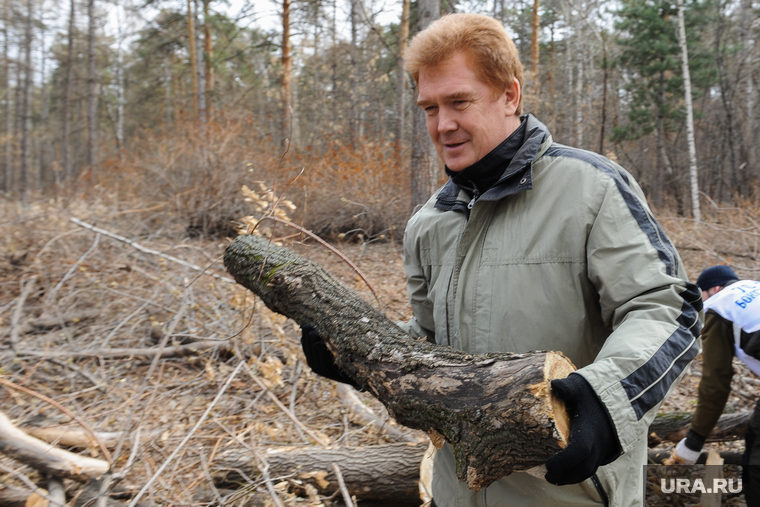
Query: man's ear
xmin=504 ymin=78 xmax=520 ymax=116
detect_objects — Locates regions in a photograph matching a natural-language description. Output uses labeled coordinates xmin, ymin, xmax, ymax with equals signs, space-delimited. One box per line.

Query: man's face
xmin=417 ymin=51 xmax=520 ymax=172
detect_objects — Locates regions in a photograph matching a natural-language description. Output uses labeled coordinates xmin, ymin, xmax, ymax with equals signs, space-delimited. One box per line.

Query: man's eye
xmin=453 ymin=101 xmax=469 ymax=109
xmin=425 ymin=106 xmax=438 ymax=115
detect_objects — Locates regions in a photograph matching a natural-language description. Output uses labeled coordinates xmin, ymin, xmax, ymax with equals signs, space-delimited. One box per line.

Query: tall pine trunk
xmin=62 ymin=0 xmax=75 ymax=179
xmin=410 ymin=0 xmax=440 ymax=211
xmin=676 ymin=0 xmax=700 ymax=222
xmin=20 ymin=0 xmax=33 ymax=204
xmin=394 ymin=0 xmax=410 ymax=167
xmin=194 ymin=0 xmax=206 ymax=123
xmin=203 ymin=0 xmax=214 ymax=121
xmin=2 ymin=0 xmax=11 ymax=193
xmin=530 ymin=0 xmax=540 ymax=107
xmin=86 ymin=0 xmax=98 ymax=173
xmin=281 ymin=0 xmax=292 ymax=147
xmin=187 ymin=0 xmax=199 ymax=120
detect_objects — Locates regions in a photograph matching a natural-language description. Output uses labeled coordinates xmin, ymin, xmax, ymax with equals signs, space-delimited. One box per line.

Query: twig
xmin=13 ymin=340 xmax=230 ymax=360
xmin=240 ymin=359 xmax=330 ymax=447
xmin=331 ymin=463 xmax=355 ymax=507
xmin=214 ymin=419 xmax=287 ymax=507
xmin=0 ymin=377 xmax=112 ymax=464
xmin=197 ymin=447 xmax=224 ymax=505
xmin=47 ymin=357 xmax=105 ymax=392
xmin=113 ymin=302 xmax=188 ymax=461
xmin=257 ymin=215 xmax=381 ymax=307
xmin=46 ymin=232 xmax=100 ymax=304
xmin=9 ymin=276 xmax=37 ymax=353
xmin=126 ymin=360 xmax=245 ymax=507
xmin=69 ymin=217 xmax=234 ymax=283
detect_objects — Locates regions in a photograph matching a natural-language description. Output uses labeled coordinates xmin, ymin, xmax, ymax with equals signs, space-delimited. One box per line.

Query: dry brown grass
xmin=0 ymin=194 xmax=417 ymax=506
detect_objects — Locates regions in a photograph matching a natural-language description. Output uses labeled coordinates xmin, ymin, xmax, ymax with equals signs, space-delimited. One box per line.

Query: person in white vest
xmin=667 ymin=265 xmax=760 ymax=504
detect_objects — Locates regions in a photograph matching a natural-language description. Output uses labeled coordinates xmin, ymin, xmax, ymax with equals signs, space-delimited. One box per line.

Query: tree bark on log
xmin=213 ymin=442 xmax=428 ymax=504
xmin=0 ymin=411 xmax=109 ymax=482
xmin=648 ymin=411 xmax=751 ymax=446
xmin=223 ymin=234 xmax=574 ymax=490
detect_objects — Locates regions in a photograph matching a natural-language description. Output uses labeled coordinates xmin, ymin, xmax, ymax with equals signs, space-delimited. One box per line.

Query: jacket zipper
xmin=467 ymin=189 xmax=481 ymax=210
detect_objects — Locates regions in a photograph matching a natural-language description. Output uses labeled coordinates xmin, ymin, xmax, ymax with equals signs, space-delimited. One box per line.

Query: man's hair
xmin=404 ymin=13 xmax=524 ymax=115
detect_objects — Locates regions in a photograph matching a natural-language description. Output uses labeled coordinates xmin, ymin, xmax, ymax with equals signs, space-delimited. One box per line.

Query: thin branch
xmin=0 ymin=377 xmax=112 ymax=464
xmin=331 ymin=463 xmax=355 ymax=507
xmin=125 ymin=360 xmax=245 ymax=507
xmin=69 ymin=218 xmax=234 ymax=283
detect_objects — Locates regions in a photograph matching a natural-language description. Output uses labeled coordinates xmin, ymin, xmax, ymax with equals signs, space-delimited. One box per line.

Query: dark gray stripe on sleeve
xmin=544 ymin=145 xmax=678 ymax=277
xmin=544 ymin=145 xmax=702 ymax=419
xmin=620 ymin=294 xmax=701 ymax=419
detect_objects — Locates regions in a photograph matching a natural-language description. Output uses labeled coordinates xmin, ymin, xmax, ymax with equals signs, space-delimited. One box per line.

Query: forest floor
xmin=0 ymin=194 xmax=759 ymax=506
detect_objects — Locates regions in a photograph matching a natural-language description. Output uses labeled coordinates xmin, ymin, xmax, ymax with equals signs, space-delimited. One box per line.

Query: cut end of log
xmin=545 ymin=352 xmax=575 ymax=447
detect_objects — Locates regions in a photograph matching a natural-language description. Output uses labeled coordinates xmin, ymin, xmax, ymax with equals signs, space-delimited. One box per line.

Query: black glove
xmin=545 ymin=373 xmax=622 ymax=485
xmin=300 ymin=324 xmax=359 ymax=388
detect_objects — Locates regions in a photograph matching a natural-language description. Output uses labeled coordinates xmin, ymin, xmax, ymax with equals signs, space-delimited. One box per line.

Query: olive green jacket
xmin=401 ymin=115 xmax=703 ymax=507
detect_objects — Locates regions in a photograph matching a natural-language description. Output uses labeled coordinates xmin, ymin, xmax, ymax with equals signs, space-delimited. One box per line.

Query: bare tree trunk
xmin=394 ymin=0 xmax=410 ymax=167
xmin=281 ymin=0 xmax=292 ymax=147
xmin=223 ymin=235 xmax=574 ymax=491
xmin=62 ymin=0 xmax=75 ymax=180
xmin=676 ymin=0 xmax=700 ymax=222
xmin=530 ymin=0 xmax=540 ymax=106
xmin=194 ymin=0 xmax=206 ymax=123
xmin=410 ymin=0 xmax=440 ymax=211
xmin=163 ymin=58 xmax=173 ymax=128
xmin=187 ymin=0 xmax=199 ymax=120
xmin=115 ymin=0 xmax=125 ymax=152
xmin=348 ymin=0 xmax=359 ymax=145
xmin=739 ymin=0 xmax=755 ymax=181
xmin=2 ymin=0 xmax=10 ymax=193
xmin=86 ymin=0 xmax=98 ymax=173
xmin=203 ymin=0 xmax=213 ymax=120
xmin=20 ymin=0 xmax=33 ymax=205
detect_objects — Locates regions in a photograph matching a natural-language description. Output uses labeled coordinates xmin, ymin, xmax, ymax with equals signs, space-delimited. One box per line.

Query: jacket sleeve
xmin=690 ymin=312 xmax=735 ymax=438
xmin=399 ymin=214 xmax=436 ymax=343
xmin=575 ymin=173 xmax=703 ymax=455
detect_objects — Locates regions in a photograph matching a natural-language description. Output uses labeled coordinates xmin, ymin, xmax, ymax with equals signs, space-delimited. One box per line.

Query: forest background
xmin=1 ymin=0 xmax=760 ymax=505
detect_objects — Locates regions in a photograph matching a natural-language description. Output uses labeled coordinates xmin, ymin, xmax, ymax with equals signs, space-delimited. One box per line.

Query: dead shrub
xmin=293 ymin=138 xmax=412 ymax=241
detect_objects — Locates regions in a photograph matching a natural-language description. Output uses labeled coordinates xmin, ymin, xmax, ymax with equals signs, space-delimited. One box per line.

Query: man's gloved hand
xmin=663 ymin=430 xmax=705 ymax=465
xmin=300 ymin=324 xmax=359 ymax=388
xmin=545 ymin=373 xmax=622 ymax=485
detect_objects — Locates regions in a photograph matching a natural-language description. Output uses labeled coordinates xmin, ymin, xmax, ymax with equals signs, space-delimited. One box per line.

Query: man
xmin=667 ymin=265 xmax=760 ymax=505
xmin=302 ymin=13 xmax=702 ymax=507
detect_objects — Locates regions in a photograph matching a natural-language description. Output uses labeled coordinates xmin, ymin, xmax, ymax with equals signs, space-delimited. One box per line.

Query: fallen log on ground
xmin=648 ymin=449 xmax=743 ymax=465
xmin=223 ymin=234 xmax=574 ymax=490
xmin=213 ymin=442 xmax=428 ymax=504
xmin=648 ymin=411 xmax=751 ymax=446
xmin=0 ymin=411 xmax=109 ymax=482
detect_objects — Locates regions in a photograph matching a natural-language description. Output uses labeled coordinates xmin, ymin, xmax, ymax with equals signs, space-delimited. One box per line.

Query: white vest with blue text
xmin=704 ymin=280 xmax=760 ymax=375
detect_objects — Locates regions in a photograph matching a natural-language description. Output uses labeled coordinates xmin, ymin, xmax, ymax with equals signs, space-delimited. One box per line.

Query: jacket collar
xmin=435 ymin=114 xmax=551 ymax=213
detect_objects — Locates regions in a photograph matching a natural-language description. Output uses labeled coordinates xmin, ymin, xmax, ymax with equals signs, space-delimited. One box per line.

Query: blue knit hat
xmin=696 ymin=265 xmax=738 ymax=291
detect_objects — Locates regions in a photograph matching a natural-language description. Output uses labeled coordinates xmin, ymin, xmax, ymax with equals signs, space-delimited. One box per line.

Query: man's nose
xmin=437 ymin=107 xmax=458 ymax=133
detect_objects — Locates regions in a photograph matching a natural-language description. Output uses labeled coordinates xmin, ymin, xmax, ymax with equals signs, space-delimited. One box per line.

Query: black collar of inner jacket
xmin=445 ymin=117 xmax=528 ymax=196
xmin=435 ymin=114 xmax=549 ymax=213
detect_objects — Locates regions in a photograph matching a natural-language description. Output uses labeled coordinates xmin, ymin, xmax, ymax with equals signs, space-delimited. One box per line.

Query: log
xmin=648 ymin=449 xmax=743 ymax=465
xmin=213 ymin=442 xmax=428 ymax=504
xmin=648 ymin=411 xmax=751 ymax=446
xmin=0 ymin=411 xmax=109 ymax=482
xmin=223 ymin=235 xmax=574 ymax=490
